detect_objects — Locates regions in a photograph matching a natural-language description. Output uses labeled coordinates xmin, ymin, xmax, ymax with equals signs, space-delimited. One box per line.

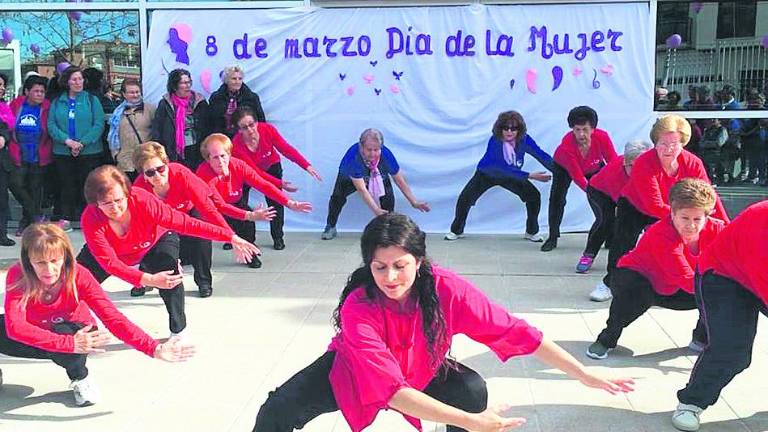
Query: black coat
xmin=0 ymin=116 xmax=12 ymax=172
xmin=208 ymin=83 xmax=266 ymax=137
xmin=151 ymin=92 xmax=210 ymax=169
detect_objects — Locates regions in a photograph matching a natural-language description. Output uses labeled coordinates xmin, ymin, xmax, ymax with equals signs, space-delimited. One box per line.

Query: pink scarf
xmin=502 ymin=141 xmax=516 ymax=165
xmin=367 ymin=158 xmax=385 ymax=199
xmin=170 ymin=94 xmax=190 ymax=159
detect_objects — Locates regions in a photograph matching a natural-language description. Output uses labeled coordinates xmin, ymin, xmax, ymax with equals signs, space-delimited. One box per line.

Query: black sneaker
xmin=586 ymin=341 xmax=612 ymax=360
xmin=273 ymin=238 xmax=285 ymax=250
xmin=248 ymin=255 xmax=262 ymax=269
xmin=540 ymin=237 xmax=557 ymax=252
xmin=223 ymin=243 xmax=233 ymax=250
xmin=198 ymin=285 xmax=213 ymax=298
xmin=130 ymin=287 xmax=147 ymax=297
xmin=0 ymin=236 xmax=16 ymax=247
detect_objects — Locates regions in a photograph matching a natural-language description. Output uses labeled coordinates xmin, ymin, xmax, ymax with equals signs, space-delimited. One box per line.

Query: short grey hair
xmin=623 ymin=140 xmax=653 ymax=163
xmin=222 ymin=65 xmax=244 ymax=84
xmin=359 ymin=128 xmax=384 ymax=146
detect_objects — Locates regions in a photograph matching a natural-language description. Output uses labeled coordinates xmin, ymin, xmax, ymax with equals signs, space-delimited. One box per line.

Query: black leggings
xmin=8 ymin=162 xmax=46 ymax=227
xmin=53 ymin=154 xmax=102 ymax=221
xmin=77 ymin=231 xmax=186 ymax=334
xmin=325 ymin=173 xmax=395 ymax=228
xmin=253 ymin=351 xmax=487 ymax=432
xmin=596 ymin=268 xmax=705 ymax=349
xmin=603 ymin=198 xmax=657 ymax=287
xmin=0 ymin=317 xmax=88 ymax=381
xmin=583 ymin=186 xmax=615 ymax=257
xmin=179 ymin=210 xmax=212 ymax=288
xmin=678 ymin=271 xmax=768 ymax=409
xmin=450 ymin=170 xmax=541 ymax=235
xmin=264 ymin=163 xmax=285 ymax=243
xmin=546 ymin=162 xmax=598 ymax=239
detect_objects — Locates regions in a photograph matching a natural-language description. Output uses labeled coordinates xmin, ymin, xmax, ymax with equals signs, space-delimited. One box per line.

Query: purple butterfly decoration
xmin=370 ymin=60 xmax=378 ymax=67
xmin=167 ymin=28 xmax=189 ymax=65
xmin=392 ymin=70 xmax=404 ymax=81
xmin=339 ymin=73 xmax=346 ymax=81
xmin=374 ymin=88 xmax=382 ymax=96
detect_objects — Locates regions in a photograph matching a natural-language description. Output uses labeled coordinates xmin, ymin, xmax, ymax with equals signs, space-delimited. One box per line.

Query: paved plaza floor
xmin=1 ymin=230 xmax=767 ymax=432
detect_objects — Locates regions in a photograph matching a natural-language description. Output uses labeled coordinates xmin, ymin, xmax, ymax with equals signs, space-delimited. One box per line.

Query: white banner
xmin=145 ymin=3 xmax=654 ymax=234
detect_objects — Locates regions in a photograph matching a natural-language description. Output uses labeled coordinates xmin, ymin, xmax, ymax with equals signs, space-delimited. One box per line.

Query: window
xmin=656 ymin=2 xmax=691 ymax=46
xmin=716 ymin=1 xmax=757 ymax=39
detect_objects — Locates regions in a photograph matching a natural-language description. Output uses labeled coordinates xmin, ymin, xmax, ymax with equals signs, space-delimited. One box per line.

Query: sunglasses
xmin=144 ymin=164 xmax=167 ymax=178
xmin=502 ymin=125 xmax=519 ymax=131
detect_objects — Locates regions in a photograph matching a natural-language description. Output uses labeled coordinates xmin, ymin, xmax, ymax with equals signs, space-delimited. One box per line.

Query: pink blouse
xmin=328 ymin=265 xmax=543 ymax=431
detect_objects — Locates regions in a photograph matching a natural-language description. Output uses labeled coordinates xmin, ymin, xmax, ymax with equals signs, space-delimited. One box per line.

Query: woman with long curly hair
xmin=253 ymin=213 xmax=634 ymax=432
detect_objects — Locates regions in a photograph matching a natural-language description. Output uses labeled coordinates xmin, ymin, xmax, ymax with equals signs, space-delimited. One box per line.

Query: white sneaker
xmin=524 ymin=232 xmax=544 ymax=242
xmin=589 ymin=282 xmax=613 ymax=302
xmin=444 ymin=232 xmax=462 ymax=241
xmin=71 ymin=375 xmax=100 ymax=407
xmin=672 ymin=403 xmax=703 ymax=431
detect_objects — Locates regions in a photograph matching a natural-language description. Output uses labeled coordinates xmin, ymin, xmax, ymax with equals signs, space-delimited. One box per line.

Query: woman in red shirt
xmin=672 ymin=200 xmax=768 ymax=431
xmin=133 ymin=142 xmax=274 ymax=298
xmin=586 ymin=179 xmax=724 ymax=360
xmin=197 ymin=133 xmax=312 ymax=269
xmin=231 ymin=107 xmax=322 ymax=251
xmin=253 ymin=213 xmax=634 ymax=432
xmin=76 ymin=165 xmax=258 ymax=336
xmin=0 ymin=223 xmax=194 ymax=407
xmin=604 ymin=115 xmax=729 ymax=293
xmin=541 ymin=106 xmax=617 ymax=252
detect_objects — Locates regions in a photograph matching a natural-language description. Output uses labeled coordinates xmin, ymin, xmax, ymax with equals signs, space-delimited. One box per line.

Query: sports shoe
xmin=672 ymin=403 xmax=703 ymax=431
xmin=688 ymin=339 xmax=707 ymax=353
xmin=130 ymin=287 xmax=147 ymax=297
xmin=524 ymin=232 xmax=544 ymax=242
xmin=56 ymin=220 xmax=73 ymax=233
xmin=248 ymin=255 xmax=262 ymax=269
xmin=321 ymin=226 xmax=337 ymax=240
xmin=222 ymin=243 xmax=233 ymax=250
xmin=589 ymin=282 xmax=613 ymax=302
xmin=540 ymin=237 xmax=557 ymax=252
xmin=273 ymin=238 xmax=286 ymax=250
xmin=444 ymin=232 xmax=462 ymax=241
xmin=586 ymin=341 xmax=612 ymax=360
xmin=71 ymin=375 xmax=100 ymax=407
xmin=576 ymin=254 xmax=595 ymax=273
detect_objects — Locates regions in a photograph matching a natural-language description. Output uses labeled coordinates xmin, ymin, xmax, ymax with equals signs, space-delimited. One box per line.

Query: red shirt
xmin=618 ymin=215 xmax=725 ymax=295
xmin=589 ymin=155 xmax=630 ymax=202
xmin=698 ymin=201 xmax=768 ymax=305
xmin=552 ymin=128 xmax=617 ymax=191
xmin=231 ymin=123 xmax=311 ymax=171
xmin=4 ymin=263 xmax=158 ymax=356
xmin=621 ymin=149 xmax=730 ymax=222
xmin=196 ymin=157 xmax=290 ymax=207
xmin=328 ymin=265 xmax=543 ymax=432
xmin=133 ymin=163 xmax=246 ymax=225
xmin=80 ymin=187 xmax=233 ymax=287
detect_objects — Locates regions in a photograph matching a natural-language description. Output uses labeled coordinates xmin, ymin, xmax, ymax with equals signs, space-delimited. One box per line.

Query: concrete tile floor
xmin=0 ymin=231 xmax=766 ymax=432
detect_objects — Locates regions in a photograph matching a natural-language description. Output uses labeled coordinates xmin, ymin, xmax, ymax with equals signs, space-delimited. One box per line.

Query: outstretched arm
xmin=351 ymin=177 xmax=387 ymax=216
xmin=391 ymin=172 xmax=430 ymax=212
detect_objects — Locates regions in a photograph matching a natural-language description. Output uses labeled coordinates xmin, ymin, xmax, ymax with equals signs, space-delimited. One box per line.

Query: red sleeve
xmin=3 ymin=266 xmax=76 ymax=353
xmin=180 ymin=168 xmax=235 ymax=232
xmin=251 ymin=164 xmax=282 ymax=188
xmin=559 ymin=146 xmax=590 ymax=191
xmin=626 ymin=156 xmax=670 ymax=219
xmin=76 ymin=265 xmax=159 ymax=357
xmin=209 ymin=186 xmax=249 ymax=220
xmin=599 ymin=130 xmax=618 ymax=164
xmin=445 ymin=270 xmax=543 ymax=360
xmin=263 ymin=123 xmax=311 ymax=170
xmin=81 ymin=208 xmax=146 ymax=287
xmin=234 ymin=159 xmax=291 ymax=206
xmin=651 ymin=237 xmax=695 ymax=294
xmin=686 ymin=156 xmax=731 ymax=223
xmin=144 ymin=189 xmax=234 ymax=242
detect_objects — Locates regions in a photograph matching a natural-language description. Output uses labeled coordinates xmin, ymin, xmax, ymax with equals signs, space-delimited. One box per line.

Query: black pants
xmin=743 ymin=141 xmax=766 ymax=181
xmin=225 ymin=192 xmax=256 ymax=244
xmin=602 ymin=198 xmax=657 ymax=287
xmin=179 ymin=210 xmax=212 ymax=288
xmin=677 ymin=271 xmax=768 ymax=409
xmin=264 ymin=163 xmax=285 ymax=243
xmin=597 ymin=268 xmax=705 ymax=349
xmin=699 ymin=149 xmax=723 ymax=183
xmin=0 ymin=317 xmax=88 ymax=381
xmin=175 ymin=144 xmax=202 ymax=172
xmin=253 ymin=351 xmax=487 ymax=432
xmin=53 ymin=153 xmax=102 ymax=221
xmin=76 ymin=231 xmax=187 ymax=334
xmin=583 ymin=186 xmax=615 ymax=257
xmin=0 ymin=166 xmax=9 ymax=237
xmin=8 ymin=162 xmax=46 ymax=228
xmin=546 ymin=162 xmax=598 ymax=239
xmin=449 ymin=170 xmax=541 ymax=235
xmin=325 ymin=173 xmax=395 ymax=228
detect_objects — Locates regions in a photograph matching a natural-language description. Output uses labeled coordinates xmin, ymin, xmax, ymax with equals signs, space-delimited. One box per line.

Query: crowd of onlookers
xmin=656 ymin=83 xmax=768 ymax=186
xmin=0 ymin=64 xmax=266 ymax=246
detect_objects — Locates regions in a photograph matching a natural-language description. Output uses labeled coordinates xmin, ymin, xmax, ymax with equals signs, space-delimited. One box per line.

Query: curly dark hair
xmin=492 ymin=111 xmax=527 ymax=143
xmin=166 ymin=68 xmax=191 ymax=94
xmin=231 ymin=106 xmax=257 ymax=128
xmin=332 ymin=213 xmax=448 ymax=366
xmin=567 ymin=105 xmax=598 ymax=128
xmin=58 ymin=66 xmax=83 ymax=92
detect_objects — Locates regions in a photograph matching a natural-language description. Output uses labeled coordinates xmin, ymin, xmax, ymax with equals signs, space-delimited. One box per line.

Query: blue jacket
xmin=48 ymin=91 xmax=105 ymax=156
xmin=476 ymin=134 xmax=553 ymax=180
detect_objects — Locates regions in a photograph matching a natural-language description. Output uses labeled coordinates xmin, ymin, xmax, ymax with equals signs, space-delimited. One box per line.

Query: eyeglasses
xmin=144 ymin=164 xmax=167 ymax=178
xmin=238 ymin=121 xmax=258 ymax=131
xmin=502 ymin=125 xmax=519 ymax=131
xmin=97 ymin=196 xmax=127 ymax=209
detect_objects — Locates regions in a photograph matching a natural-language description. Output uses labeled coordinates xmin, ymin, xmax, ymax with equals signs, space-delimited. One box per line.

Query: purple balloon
xmin=1 ymin=28 xmax=13 ymax=45
xmin=762 ymin=34 xmax=768 ymax=49
xmin=691 ymin=2 xmax=703 ymax=14
xmin=666 ymin=34 xmax=683 ymax=49
xmin=68 ymin=11 xmax=82 ymax=22
xmin=56 ymin=62 xmax=72 ymax=75
xmin=30 ymin=43 xmax=40 ymax=55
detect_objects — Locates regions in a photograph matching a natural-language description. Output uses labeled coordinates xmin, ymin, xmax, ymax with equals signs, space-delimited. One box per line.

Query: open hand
xmin=306 ymin=166 xmax=323 ymax=182
xmin=412 ymin=201 xmax=431 ymax=212
xmin=154 ymin=336 xmax=196 ymax=362
xmin=282 ymin=180 xmax=298 ymax=192
xmin=287 ymin=200 xmax=312 ymax=213
xmin=529 ymin=171 xmax=552 ymax=182
xmin=467 ymin=404 xmax=526 ymax=432
xmin=73 ymin=324 xmax=112 ymax=354
xmin=249 ymin=204 xmax=277 ymax=221
xmin=150 ymin=270 xmax=184 ymax=289
xmin=231 ymin=235 xmax=260 ymax=263
xmin=579 ymin=369 xmax=635 ymax=395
